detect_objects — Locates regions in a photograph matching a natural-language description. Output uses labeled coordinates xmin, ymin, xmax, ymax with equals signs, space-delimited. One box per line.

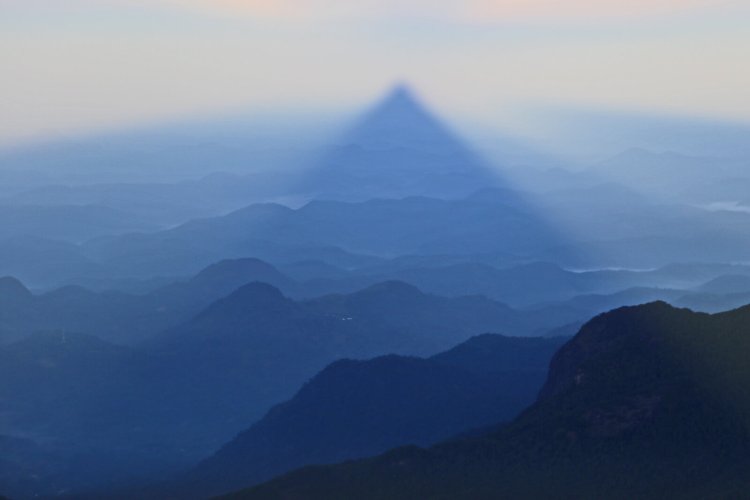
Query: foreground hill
xmin=171 ymin=334 xmax=565 ymax=498
xmin=144 ymin=280 xmax=555 ymax=451
xmin=229 ymin=302 xmax=750 ymax=499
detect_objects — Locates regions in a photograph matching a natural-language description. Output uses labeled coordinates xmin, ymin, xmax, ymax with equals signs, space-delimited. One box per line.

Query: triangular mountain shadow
xmin=295 ymin=84 xmax=501 ymax=201
xmin=289 ymin=84 xmax=585 ymax=264
xmin=343 ymin=84 xmax=474 ymax=153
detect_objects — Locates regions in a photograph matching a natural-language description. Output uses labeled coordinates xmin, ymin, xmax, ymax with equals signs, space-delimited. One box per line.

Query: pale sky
xmin=1 ymin=0 xmax=749 ymax=147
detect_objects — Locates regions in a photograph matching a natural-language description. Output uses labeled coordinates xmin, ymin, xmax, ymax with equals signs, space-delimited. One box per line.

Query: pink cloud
xmin=158 ymin=0 xmax=730 ymax=21
xmin=469 ymin=0 xmax=724 ymax=20
xmin=1 ymin=0 xmax=733 ymax=22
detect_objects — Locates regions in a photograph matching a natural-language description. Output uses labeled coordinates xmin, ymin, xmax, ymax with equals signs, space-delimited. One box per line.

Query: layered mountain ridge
xmin=227 ymin=302 xmax=750 ymax=499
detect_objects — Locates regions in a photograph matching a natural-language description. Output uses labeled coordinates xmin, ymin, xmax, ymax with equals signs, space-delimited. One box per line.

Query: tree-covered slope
xmin=228 ymin=302 xmax=750 ymax=500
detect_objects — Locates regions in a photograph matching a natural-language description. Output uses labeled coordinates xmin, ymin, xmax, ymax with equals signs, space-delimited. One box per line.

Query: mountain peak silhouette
xmin=380 ymin=82 xmax=419 ymax=107
xmin=300 ymin=84 xmax=499 ymax=200
xmin=344 ymin=84 xmax=464 ymax=154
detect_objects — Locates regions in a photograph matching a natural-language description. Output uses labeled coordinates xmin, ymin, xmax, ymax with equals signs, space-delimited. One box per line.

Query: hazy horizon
xmin=2 ymin=1 xmax=749 ymax=150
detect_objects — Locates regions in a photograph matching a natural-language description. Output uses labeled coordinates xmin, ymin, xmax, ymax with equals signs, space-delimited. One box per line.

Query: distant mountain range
xmin=0 ymin=258 xmax=573 ymax=346
xmin=227 ymin=302 xmax=750 ymax=499
xmin=0 ymin=258 xmax=298 ymax=345
xmin=0 ymin=85 xmax=507 ymax=225
xmin=594 ymin=148 xmax=749 ymax=201
xmin=5 ymin=256 xmax=750 ymax=347
xmin=57 ymin=188 xmax=750 ymax=283
xmin=79 ymin=191 xmax=572 ymax=280
xmin=4 ymin=175 xmax=750 ymax=289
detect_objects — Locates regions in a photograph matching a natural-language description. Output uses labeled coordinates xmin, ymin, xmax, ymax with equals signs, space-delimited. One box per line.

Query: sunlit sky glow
xmin=1 ymin=0 xmax=748 ymax=146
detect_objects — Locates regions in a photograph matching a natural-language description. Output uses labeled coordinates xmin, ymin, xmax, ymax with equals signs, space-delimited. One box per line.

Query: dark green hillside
xmin=228 ymin=302 xmax=750 ymax=500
